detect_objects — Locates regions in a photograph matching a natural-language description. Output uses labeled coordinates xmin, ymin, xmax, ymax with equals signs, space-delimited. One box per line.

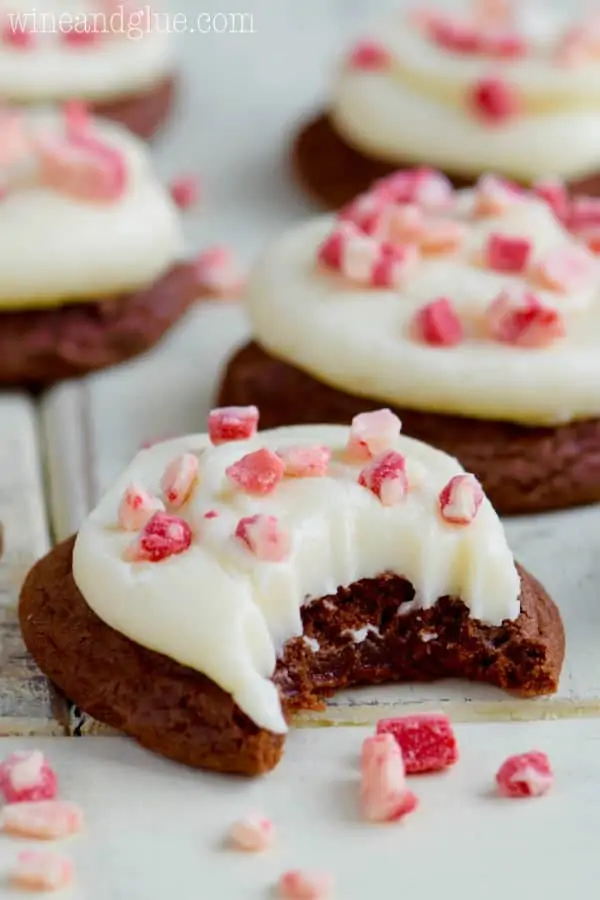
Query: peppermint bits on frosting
xmin=208 ymin=406 xmax=259 ymax=445
xmin=276 ymin=445 xmax=331 ymax=478
xmin=124 ymin=512 xmax=192 ymax=563
xmin=226 ymin=449 xmax=285 ymax=496
xmin=347 ymin=409 xmax=402 ymax=459
xmin=318 ymin=221 xmax=417 ymax=289
xmin=486 ymin=289 xmax=565 ymax=348
xmin=236 ymin=515 xmax=290 ymax=563
xmin=358 ymin=451 xmax=409 ymax=507
xmin=470 ymin=77 xmax=521 ymax=124
xmin=118 ymin=484 xmax=165 ymax=531
xmin=485 ymin=233 xmax=532 ymax=273
xmin=347 ymin=39 xmax=391 ymax=70
xmin=439 ymin=474 xmax=484 ymax=526
xmin=160 ymin=453 xmax=199 ymax=508
xmin=413 ymin=298 xmax=463 ymax=347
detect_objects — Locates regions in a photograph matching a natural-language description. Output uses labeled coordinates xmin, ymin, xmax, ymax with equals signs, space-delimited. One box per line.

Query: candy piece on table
xmin=235 ymin=515 xmax=290 ymax=562
xmin=208 ymin=405 xmax=259 ymax=445
xmin=123 ymin=512 xmax=192 ymax=563
xmin=0 ymin=751 xmax=57 ymax=804
xmin=226 ymin=448 xmax=284 ymax=495
xmin=473 ymin=174 xmax=523 ymax=216
xmin=1 ymin=801 xmax=84 ymax=840
xmin=532 ymin=179 xmax=570 ymax=223
xmin=470 ymin=77 xmax=521 ymax=123
xmin=531 ymin=246 xmax=597 ymax=292
xmin=194 ymin=245 xmax=245 ymax=299
xmin=228 ymin=814 xmax=274 ymax=852
xmin=118 ymin=483 xmax=165 ymax=531
xmin=413 ymin=297 xmax=464 ymax=346
xmin=485 ymin=289 xmax=565 ymax=347
xmin=360 ymin=734 xmax=419 ymax=822
xmin=358 ymin=451 xmax=409 ymax=506
xmin=10 ymin=851 xmax=73 ymax=892
xmin=160 ymin=453 xmax=199 ymax=508
xmin=347 ymin=39 xmax=391 ymax=70
xmin=484 ymin=233 xmax=532 ymax=273
xmin=376 ymin=714 xmax=459 ymax=774
xmin=169 ymin=175 xmax=200 ymax=210
xmin=439 ymin=473 xmax=484 ymax=525
xmin=35 ymin=129 xmax=127 ymax=202
xmin=276 ymin=445 xmax=332 ymax=477
xmin=496 ymin=751 xmax=553 ymax=798
xmin=277 ymin=870 xmax=334 ymax=899
xmin=347 ymin=409 xmax=402 ymax=459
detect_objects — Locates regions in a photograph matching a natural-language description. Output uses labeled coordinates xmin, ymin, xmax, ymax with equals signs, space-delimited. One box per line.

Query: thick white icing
xmin=0 ymin=110 xmax=184 ymax=307
xmin=245 ymin=191 xmax=600 ymax=425
xmin=72 ymin=424 xmax=521 ymax=734
xmin=0 ymin=0 xmax=172 ymax=102
xmin=331 ymin=9 xmax=600 ymax=181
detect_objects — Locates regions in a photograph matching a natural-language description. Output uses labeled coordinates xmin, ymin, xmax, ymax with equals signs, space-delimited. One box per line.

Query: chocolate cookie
xmin=19 ymin=537 xmax=564 ymax=776
xmin=293 ymin=113 xmax=600 ymax=209
xmin=92 ymin=75 xmax=176 ymax=140
xmin=0 ymin=263 xmax=197 ymax=387
xmin=218 ymin=341 xmax=600 ymax=516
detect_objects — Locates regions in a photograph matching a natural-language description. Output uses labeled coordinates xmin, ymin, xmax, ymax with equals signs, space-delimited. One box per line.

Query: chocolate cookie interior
xmin=20 ymin=538 xmax=564 ymax=776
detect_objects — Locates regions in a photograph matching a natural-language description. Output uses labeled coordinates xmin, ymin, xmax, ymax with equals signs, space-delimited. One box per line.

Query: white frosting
xmin=245 ymin=192 xmax=600 ymax=425
xmin=0 ymin=0 xmax=172 ymax=102
xmin=331 ymin=9 xmax=600 ymax=181
xmin=72 ymin=424 xmax=520 ymax=734
xmin=0 ymin=110 xmax=184 ymax=307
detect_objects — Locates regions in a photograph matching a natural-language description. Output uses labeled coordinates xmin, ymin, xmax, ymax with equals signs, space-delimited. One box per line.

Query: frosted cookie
xmin=0 ymin=105 xmax=198 ymax=385
xmin=218 ymin=170 xmax=600 ymax=514
xmin=293 ymin=1 xmax=600 ymax=207
xmin=19 ymin=410 xmax=564 ymax=775
xmin=0 ymin=0 xmax=175 ymax=139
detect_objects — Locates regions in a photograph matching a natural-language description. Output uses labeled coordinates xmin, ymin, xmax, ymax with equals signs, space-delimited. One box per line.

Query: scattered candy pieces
xmin=208 ymin=405 xmax=259 ymax=445
xmin=276 ymin=445 xmax=332 ymax=477
xmin=485 ymin=233 xmax=532 ymax=273
xmin=376 ymin=714 xmax=459 ymax=774
xmin=348 ymin=39 xmax=391 ymax=70
xmin=0 ymin=751 xmax=57 ymax=805
xmin=36 ymin=128 xmax=127 ymax=203
xmin=277 ymin=869 xmax=334 ymax=900
xmin=473 ymin=174 xmax=523 ymax=216
xmin=532 ymin=179 xmax=570 ymax=223
xmin=124 ymin=512 xmax=192 ymax=563
xmin=226 ymin=448 xmax=284 ymax=495
xmin=486 ymin=288 xmax=565 ymax=347
xmin=358 ymin=451 xmax=409 ymax=506
xmin=235 ymin=514 xmax=290 ymax=562
xmin=470 ymin=76 xmax=520 ymax=123
xmin=169 ymin=175 xmax=200 ymax=210
xmin=361 ymin=734 xmax=419 ymax=823
xmin=1 ymin=801 xmax=83 ymax=840
xmin=496 ymin=751 xmax=553 ymax=798
xmin=10 ymin=850 xmax=73 ymax=892
xmin=160 ymin=453 xmax=199 ymax=508
xmin=531 ymin=245 xmax=597 ymax=293
xmin=194 ymin=245 xmax=245 ymax=299
xmin=413 ymin=297 xmax=463 ymax=346
xmin=1 ymin=19 xmax=35 ymax=48
xmin=347 ymin=409 xmax=402 ymax=459
xmin=439 ymin=473 xmax=484 ymax=525
xmin=229 ymin=814 xmax=274 ymax=852
xmin=118 ymin=483 xmax=165 ymax=531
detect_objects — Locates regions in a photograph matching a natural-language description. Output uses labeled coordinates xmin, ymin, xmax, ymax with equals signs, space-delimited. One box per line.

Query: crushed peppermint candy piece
xmin=36 ymin=128 xmax=127 ymax=203
xmin=413 ymin=297 xmax=463 ymax=346
xmin=235 ymin=514 xmax=290 ymax=562
xmin=2 ymin=19 xmax=35 ymax=47
xmin=496 ymin=751 xmax=553 ymax=798
xmin=160 ymin=453 xmax=199 ymax=508
xmin=470 ymin=77 xmax=520 ymax=123
xmin=380 ymin=203 xmax=424 ymax=244
xmin=473 ymin=174 xmax=523 ymax=216
xmin=318 ymin=221 xmax=417 ymax=288
xmin=0 ymin=752 xmax=57 ymax=805
xmin=169 ymin=174 xmax=200 ymax=209
xmin=194 ymin=245 xmax=245 ymax=299
xmin=118 ymin=483 xmax=165 ymax=531
xmin=532 ymin=179 xmax=570 ymax=223
xmin=347 ymin=38 xmax=391 ymax=69
xmin=226 ymin=448 xmax=284 ymax=495
xmin=361 ymin=733 xmax=419 ymax=823
xmin=208 ymin=405 xmax=259 ymax=445
xmin=358 ymin=450 xmax=409 ymax=506
xmin=1 ymin=801 xmax=84 ymax=840
xmin=376 ymin=714 xmax=458 ymax=774
xmin=485 ymin=233 xmax=532 ymax=273
xmin=424 ymin=14 xmax=482 ymax=54
xmin=338 ymin=190 xmax=388 ymax=235
xmin=486 ymin=288 xmax=565 ymax=347
xmin=439 ymin=473 xmax=484 ymax=525
xmin=276 ymin=445 xmax=331 ymax=477
xmin=347 ymin=409 xmax=402 ymax=459
xmin=568 ymin=196 xmax=600 ymax=232
xmin=419 ymin=218 xmax=465 ymax=254
xmin=124 ymin=512 xmax=192 ymax=563
xmin=229 ymin=814 xmax=274 ymax=851
xmin=10 ymin=850 xmax=74 ymax=892
xmin=375 ymin=167 xmax=454 ymax=211
xmin=277 ymin=870 xmax=334 ymax=899
xmin=63 ymin=100 xmax=92 ymax=137
xmin=531 ymin=245 xmax=597 ymax=293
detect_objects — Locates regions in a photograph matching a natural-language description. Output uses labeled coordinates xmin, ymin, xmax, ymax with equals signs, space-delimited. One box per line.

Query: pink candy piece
xmin=318 ymin=221 xmax=417 ymax=288
xmin=276 ymin=445 xmax=332 ymax=478
xmin=439 ymin=473 xmax=484 ymax=525
xmin=169 ymin=175 xmax=200 ymax=210
xmin=358 ymin=450 xmax=409 ymax=506
xmin=473 ymin=174 xmax=523 ymax=216
xmin=229 ymin=814 xmax=274 ymax=852
xmin=0 ymin=752 xmax=57 ymax=805
xmin=360 ymin=734 xmax=419 ymax=823
xmin=419 ymin=218 xmax=465 ymax=254
xmin=226 ymin=448 xmax=284 ymax=496
xmin=208 ymin=405 xmax=259 ymax=445
xmin=347 ymin=409 xmax=402 ymax=460
xmin=470 ymin=77 xmax=520 ymax=123
xmin=118 ymin=483 xmax=165 ymax=531
xmin=1 ymin=801 xmax=84 ymax=840
xmin=36 ymin=128 xmax=126 ymax=203
xmin=486 ymin=288 xmax=565 ymax=347
xmin=203 ymin=509 xmax=219 ymax=519
xmin=124 ymin=512 xmax=192 ymax=563
xmin=426 ymin=15 xmax=482 ymax=54
xmin=483 ymin=31 xmax=526 ymax=58
xmin=160 ymin=453 xmax=199 ymax=508
xmin=532 ymin=179 xmax=570 ymax=223
xmin=277 ymin=870 xmax=334 ymax=900
xmin=496 ymin=751 xmax=553 ymax=798
xmin=531 ymin=245 xmax=597 ymax=293
xmin=568 ymin=196 xmax=600 ymax=232
xmin=347 ymin=39 xmax=391 ymax=70
xmin=413 ymin=297 xmax=463 ymax=346
xmin=338 ymin=190 xmax=388 ymax=236
xmin=485 ymin=233 xmax=532 ymax=273
xmin=376 ymin=714 xmax=459 ymax=774
xmin=375 ymin=166 xmax=454 ymax=211
xmin=61 ymin=20 xmax=101 ymax=45
xmin=10 ymin=850 xmax=73 ymax=892
xmin=235 ymin=514 xmax=290 ymax=562
xmin=194 ymin=245 xmax=245 ymax=299
xmin=2 ymin=19 xmax=35 ymax=48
